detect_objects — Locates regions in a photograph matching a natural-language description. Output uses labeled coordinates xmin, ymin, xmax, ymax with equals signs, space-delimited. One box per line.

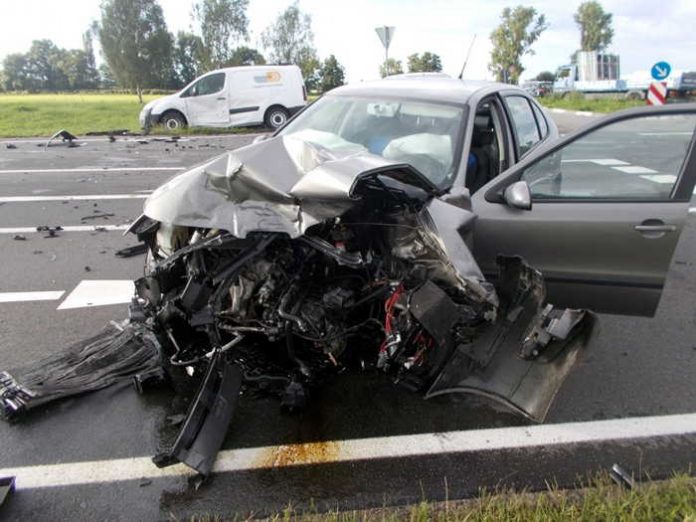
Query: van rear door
xmin=181 ymin=71 xmax=229 ymax=126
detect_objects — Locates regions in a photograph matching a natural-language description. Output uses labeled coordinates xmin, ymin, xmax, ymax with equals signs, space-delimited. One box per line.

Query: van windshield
xmin=278 ymin=95 xmax=466 ymax=186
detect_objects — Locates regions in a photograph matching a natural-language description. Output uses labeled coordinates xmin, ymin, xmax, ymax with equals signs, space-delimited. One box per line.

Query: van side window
xmin=183 ymin=73 xmax=226 ymax=97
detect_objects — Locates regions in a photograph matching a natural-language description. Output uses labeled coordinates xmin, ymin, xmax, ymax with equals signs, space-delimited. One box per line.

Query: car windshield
xmin=279 ymin=95 xmax=466 ymax=187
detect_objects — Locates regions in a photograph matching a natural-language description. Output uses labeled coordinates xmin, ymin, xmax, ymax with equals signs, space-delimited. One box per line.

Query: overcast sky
xmin=1 ymin=0 xmax=694 ymax=83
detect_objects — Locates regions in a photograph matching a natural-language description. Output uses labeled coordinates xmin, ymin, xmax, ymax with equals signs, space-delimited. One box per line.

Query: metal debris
xmin=81 ymin=212 xmax=115 ymax=221
xmin=610 ymin=463 xmax=636 ymax=490
xmin=45 ymin=129 xmax=80 ymax=149
xmin=36 ymin=225 xmax=63 ymax=238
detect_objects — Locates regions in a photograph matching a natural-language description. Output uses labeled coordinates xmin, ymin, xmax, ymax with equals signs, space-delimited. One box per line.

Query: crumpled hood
xmin=143 ymin=133 xmax=437 ymax=238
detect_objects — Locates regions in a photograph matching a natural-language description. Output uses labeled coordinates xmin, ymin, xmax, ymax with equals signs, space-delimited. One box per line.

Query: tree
xmin=25 ymin=40 xmax=68 ymax=91
xmin=2 ymin=54 xmax=32 ymax=91
xmin=574 ymin=1 xmax=613 ymax=52
xmin=261 ymin=2 xmax=316 ymax=64
xmin=226 ymin=46 xmax=266 ymax=67
xmin=489 ymin=6 xmax=548 ymax=84
xmin=174 ymin=31 xmax=205 ymax=86
xmin=192 ymin=0 xmax=249 ymax=69
xmin=57 ymin=49 xmax=100 ymax=90
xmin=318 ymin=54 xmax=345 ymax=93
xmin=99 ymin=0 xmax=174 ymax=101
xmin=407 ymin=52 xmax=442 ymax=73
xmin=379 ymin=58 xmax=403 ymax=78
xmin=535 ymin=70 xmax=555 ymax=82
xmin=99 ymin=63 xmax=117 ymax=89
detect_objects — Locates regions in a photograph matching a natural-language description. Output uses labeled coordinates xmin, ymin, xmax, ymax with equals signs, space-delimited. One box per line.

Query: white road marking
xmin=57 ymin=280 xmax=135 ymax=310
xmin=574 ymin=111 xmax=595 ymax=116
xmin=640 ymin=174 xmax=677 ymax=184
xmin=0 ymin=194 xmax=148 ymax=203
xmin=639 ymin=132 xmax=694 ymax=136
xmin=561 ymin=158 xmax=629 ymax=166
xmin=0 ymin=412 xmax=695 ymax=490
xmin=689 ymin=207 xmax=696 ymax=213
xmin=0 ymin=167 xmax=183 ymax=174
xmin=0 ymin=225 xmax=129 ymax=234
xmin=0 ymin=291 xmax=65 ymax=303
xmin=612 ymin=165 xmax=659 ymax=174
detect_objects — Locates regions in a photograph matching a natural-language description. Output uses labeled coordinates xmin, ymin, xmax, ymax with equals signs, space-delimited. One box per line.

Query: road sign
xmin=647 ymin=81 xmax=667 ymax=105
xmin=375 ymin=26 xmax=395 ymax=52
xmin=651 ymin=61 xmax=671 ymax=81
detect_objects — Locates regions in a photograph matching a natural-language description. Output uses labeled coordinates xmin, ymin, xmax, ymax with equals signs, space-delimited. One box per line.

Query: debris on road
xmin=12 ymin=235 xmax=26 ymax=241
xmin=0 ymin=476 xmax=15 ymax=506
xmin=45 ymin=129 xmax=80 ymax=149
xmin=80 ymin=212 xmax=115 ymax=221
xmin=114 ymin=244 xmax=148 ymax=258
xmin=84 ymin=265 xmax=91 ymax=272
xmin=0 ymin=323 xmax=160 ymax=420
xmin=35 ymin=225 xmax=63 ymax=238
xmin=5 ymin=143 xmax=17 ymax=150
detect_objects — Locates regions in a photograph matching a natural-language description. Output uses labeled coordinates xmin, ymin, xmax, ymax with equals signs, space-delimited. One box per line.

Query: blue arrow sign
xmin=651 ymin=61 xmax=671 ymax=81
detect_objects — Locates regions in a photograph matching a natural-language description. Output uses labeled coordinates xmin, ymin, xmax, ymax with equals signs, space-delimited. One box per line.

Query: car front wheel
xmin=265 ymin=107 xmax=289 ymax=130
xmin=161 ymin=111 xmax=187 ymax=130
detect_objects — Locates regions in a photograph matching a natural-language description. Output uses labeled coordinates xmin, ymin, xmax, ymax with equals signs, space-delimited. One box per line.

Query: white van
xmin=139 ymin=65 xmax=307 ymax=131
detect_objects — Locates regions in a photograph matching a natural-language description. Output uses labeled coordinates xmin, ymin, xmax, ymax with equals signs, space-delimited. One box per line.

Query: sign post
xmin=648 ymin=61 xmax=671 ymax=106
xmin=375 ymin=26 xmax=396 ymax=75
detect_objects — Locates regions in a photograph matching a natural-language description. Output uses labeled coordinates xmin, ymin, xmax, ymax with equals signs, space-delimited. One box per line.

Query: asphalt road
xmin=1 ymin=114 xmax=696 ymax=520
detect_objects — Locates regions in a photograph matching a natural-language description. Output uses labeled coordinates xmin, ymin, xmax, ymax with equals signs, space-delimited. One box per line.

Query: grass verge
xmin=540 ymin=93 xmax=645 ymax=113
xmin=187 ymin=473 xmax=696 ymax=521
xmin=0 ymin=93 xmax=267 ymax=138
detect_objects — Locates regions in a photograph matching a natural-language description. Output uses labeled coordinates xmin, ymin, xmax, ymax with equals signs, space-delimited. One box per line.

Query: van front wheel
xmin=160 ymin=111 xmax=187 ymax=130
xmin=265 ymin=107 xmax=289 ymax=130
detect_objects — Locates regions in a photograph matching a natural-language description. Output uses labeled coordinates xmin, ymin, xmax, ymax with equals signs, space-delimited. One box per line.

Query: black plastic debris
xmin=36 ymin=225 xmax=63 ymax=238
xmin=81 ymin=212 xmax=115 ymax=221
xmin=115 ymin=244 xmax=148 ymax=258
xmin=12 ymin=235 xmax=26 ymax=241
xmin=0 ymin=476 xmax=15 ymax=506
xmin=45 ymin=129 xmax=79 ymax=149
xmin=5 ymin=143 xmax=17 ymax=150
xmin=0 ymin=323 xmax=160 ymax=420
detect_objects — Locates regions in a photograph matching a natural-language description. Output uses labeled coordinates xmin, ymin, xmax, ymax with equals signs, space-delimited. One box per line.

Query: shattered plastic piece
xmin=115 ymin=244 xmax=148 ymax=258
xmin=0 ymin=324 xmax=160 ymax=419
xmin=610 ymin=463 xmax=635 ymax=490
xmin=12 ymin=235 xmax=26 ymax=241
xmin=0 ymin=476 xmax=15 ymax=506
xmin=133 ymin=367 xmax=167 ymax=394
xmin=36 ymin=225 xmax=63 ymax=238
xmin=45 ymin=129 xmax=79 ymax=149
xmin=5 ymin=143 xmax=17 ymax=150
xmin=153 ymin=353 xmax=242 ymax=475
xmin=81 ymin=212 xmax=115 ymax=221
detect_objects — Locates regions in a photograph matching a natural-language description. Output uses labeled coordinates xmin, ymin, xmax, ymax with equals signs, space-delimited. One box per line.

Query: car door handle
xmin=634 ymin=224 xmax=676 ymax=232
xmin=216 ymin=97 xmax=226 ymax=101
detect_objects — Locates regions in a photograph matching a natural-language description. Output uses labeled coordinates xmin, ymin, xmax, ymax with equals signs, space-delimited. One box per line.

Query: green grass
xmin=0 ymin=92 xmax=263 ymax=138
xmin=541 ymin=92 xmax=645 ymax=113
xmin=0 ymin=93 xmax=162 ymax=137
xmin=186 ymin=473 xmax=696 ymax=521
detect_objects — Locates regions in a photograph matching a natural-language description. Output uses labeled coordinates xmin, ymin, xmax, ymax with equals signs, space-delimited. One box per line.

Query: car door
xmin=471 ymin=104 xmax=696 ymax=316
xmin=182 ymin=72 xmax=229 ymax=126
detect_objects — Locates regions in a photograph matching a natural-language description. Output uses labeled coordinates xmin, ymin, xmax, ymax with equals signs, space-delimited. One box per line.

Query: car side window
xmin=183 ymin=72 xmax=226 ymax=97
xmin=505 ymin=95 xmax=541 ymax=156
xmin=520 ymin=114 xmax=696 ymax=201
xmin=531 ymin=102 xmax=548 ymax=139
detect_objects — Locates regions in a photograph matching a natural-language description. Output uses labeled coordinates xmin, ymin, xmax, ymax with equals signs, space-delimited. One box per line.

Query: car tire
xmin=160 ymin=111 xmax=187 ymax=130
xmin=265 ymin=106 xmax=289 ymax=130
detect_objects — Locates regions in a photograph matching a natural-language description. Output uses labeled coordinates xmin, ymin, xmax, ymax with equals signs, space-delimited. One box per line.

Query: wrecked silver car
xmin=4 ymin=80 xmax=694 ymax=478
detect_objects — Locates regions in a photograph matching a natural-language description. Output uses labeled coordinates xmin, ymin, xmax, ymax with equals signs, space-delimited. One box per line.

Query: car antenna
xmin=458 ymin=34 xmax=477 ymax=80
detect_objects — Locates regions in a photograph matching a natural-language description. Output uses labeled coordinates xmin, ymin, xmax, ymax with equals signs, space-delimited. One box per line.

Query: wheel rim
xmin=270 ymin=111 xmax=287 ymax=128
xmin=165 ymin=118 xmax=180 ymax=130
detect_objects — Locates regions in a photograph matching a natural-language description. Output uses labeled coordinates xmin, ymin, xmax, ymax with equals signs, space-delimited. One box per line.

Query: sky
xmin=1 ymin=0 xmax=695 ymax=83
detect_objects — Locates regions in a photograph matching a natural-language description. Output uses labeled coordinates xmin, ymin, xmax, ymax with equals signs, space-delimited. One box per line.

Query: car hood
xmin=143 ymin=133 xmax=440 ymax=238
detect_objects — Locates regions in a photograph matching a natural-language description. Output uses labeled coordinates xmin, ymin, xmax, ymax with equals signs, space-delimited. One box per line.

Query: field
xmin=0 ymin=93 xmax=164 ymax=137
xmin=540 ymin=93 xmax=646 ymax=113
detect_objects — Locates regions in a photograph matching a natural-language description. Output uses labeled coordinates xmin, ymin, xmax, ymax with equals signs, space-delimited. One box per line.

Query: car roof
xmin=326 ymin=76 xmax=520 ymax=105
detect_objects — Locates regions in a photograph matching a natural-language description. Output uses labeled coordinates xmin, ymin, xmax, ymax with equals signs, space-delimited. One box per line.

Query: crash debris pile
xmin=0 ymin=323 xmax=160 ymax=419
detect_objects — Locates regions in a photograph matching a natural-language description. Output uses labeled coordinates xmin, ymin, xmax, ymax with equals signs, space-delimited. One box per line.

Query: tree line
xmin=1 ymin=0 xmax=616 ymax=93
xmin=0 ymin=0 xmax=347 ymax=98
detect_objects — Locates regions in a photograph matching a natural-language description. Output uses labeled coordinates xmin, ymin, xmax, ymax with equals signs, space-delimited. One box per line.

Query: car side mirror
xmin=503 ymin=180 xmax=532 ymax=210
